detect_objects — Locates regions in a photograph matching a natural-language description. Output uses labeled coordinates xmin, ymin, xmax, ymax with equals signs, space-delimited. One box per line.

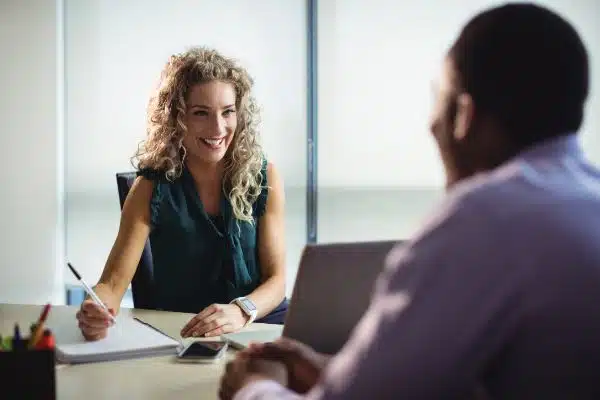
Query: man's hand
xmin=244 ymin=337 xmax=330 ymax=393
xmin=181 ymin=303 xmax=248 ymax=337
xmin=219 ymin=353 xmax=287 ymax=400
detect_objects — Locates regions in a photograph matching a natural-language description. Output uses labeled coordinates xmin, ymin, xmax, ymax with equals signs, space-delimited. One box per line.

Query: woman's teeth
xmin=199 ymin=137 xmax=224 ymax=147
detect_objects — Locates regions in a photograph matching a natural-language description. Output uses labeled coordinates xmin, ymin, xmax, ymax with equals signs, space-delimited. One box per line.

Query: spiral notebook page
xmin=53 ymin=315 xmax=181 ymax=364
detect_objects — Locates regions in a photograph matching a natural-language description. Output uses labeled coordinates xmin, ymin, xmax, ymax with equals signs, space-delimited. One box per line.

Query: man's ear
xmin=453 ymin=92 xmax=474 ymax=141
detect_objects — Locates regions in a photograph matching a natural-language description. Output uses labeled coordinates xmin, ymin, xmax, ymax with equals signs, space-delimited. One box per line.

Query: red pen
xmin=28 ymin=303 xmax=51 ymax=349
xmin=35 ymin=329 xmax=55 ymax=350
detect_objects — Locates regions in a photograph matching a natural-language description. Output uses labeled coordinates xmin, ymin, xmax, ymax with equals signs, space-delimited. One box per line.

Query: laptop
xmin=282 ymin=240 xmax=400 ymax=354
xmin=222 ymin=240 xmax=400 ymax=354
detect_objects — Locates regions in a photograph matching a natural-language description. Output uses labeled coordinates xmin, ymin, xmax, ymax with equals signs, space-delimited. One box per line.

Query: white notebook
xmin=54 ymin=316 xmax=181 ymax=364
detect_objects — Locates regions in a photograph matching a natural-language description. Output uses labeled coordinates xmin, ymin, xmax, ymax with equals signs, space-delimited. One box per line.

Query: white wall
xmin=317 ymin=0 xmax=600 ymax=189
xmin=65 ymin=0 xmax=308 ymax=294
xmin=0 ymin=0 xmax=65 ymax=304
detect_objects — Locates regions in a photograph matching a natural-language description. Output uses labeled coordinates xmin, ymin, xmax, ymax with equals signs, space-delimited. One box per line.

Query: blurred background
xmin=1 ymin=0 xmax=598 ymax=306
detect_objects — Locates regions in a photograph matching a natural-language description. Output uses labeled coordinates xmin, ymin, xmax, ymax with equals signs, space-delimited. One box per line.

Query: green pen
xmin=2 ymin=335 xmax=12 ymax=351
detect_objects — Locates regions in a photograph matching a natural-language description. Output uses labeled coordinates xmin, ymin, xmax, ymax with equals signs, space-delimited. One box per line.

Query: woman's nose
xmin=208 ymin=115 xmax=227 ymax=134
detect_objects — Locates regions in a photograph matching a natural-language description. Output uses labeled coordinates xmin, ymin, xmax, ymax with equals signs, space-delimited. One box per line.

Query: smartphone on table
xmin=176 ymin=341 xmax=228 ymax=363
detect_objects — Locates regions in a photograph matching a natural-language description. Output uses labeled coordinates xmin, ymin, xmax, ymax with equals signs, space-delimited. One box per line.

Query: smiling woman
xmin=75 ymin=47 xmax=288 ymax=342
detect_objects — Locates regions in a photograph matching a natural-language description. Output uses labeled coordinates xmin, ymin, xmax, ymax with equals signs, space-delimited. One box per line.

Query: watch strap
xmin=230 ymin=297 xmax=257 ymax=326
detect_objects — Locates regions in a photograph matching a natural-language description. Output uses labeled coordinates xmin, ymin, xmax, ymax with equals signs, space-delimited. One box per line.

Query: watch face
xmin=240 ymin=298 xmax=256 ymax=312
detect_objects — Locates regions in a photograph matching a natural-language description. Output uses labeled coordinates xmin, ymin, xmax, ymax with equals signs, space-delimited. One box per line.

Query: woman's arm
xmin=245 ymin=162 xmax=287 ymax=318
xmin=93 ymin=176 xmax=154 ymax=312
xmin=77 ymin=176 xmax=154 ymax=340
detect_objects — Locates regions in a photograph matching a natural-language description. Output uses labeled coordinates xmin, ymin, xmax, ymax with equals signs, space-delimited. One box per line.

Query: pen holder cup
xmin=0 ymin=349 xmax=56 ymax=400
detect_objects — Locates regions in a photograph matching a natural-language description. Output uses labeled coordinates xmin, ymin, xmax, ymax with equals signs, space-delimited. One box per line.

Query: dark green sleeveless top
xmin=136 ymin=159 xmax=268 ymax=313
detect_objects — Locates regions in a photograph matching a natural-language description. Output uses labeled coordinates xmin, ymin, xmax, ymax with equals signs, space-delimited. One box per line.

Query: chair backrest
xmin=116 ymin=172 xmax=156 ymax=310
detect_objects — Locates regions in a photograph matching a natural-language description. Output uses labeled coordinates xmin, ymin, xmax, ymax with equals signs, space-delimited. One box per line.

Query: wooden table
xmin=0 ymin=304 xmax=279 ymax=399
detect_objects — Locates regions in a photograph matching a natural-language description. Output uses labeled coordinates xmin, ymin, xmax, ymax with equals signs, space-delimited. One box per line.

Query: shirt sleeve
xmin=234 ymin=380 xmax=302 ymax=400
xmin=136 ymin=168 xmax=164 ymax=228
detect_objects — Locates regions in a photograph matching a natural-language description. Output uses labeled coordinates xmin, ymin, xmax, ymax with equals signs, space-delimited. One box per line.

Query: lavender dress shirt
xmin=235 ymin=134 xmax=600 ymax=400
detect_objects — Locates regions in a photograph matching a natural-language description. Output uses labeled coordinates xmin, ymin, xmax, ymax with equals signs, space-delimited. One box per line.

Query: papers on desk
xmin=53 ymin=315 xmax=181 ymax=364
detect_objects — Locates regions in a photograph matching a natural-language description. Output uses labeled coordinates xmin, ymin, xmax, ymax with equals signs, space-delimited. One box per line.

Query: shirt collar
xmin=517 ymin=133 xmax=582 ymax=161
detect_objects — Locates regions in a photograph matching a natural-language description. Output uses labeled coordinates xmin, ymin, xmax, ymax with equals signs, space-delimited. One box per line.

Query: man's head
xmin=430 ymin=3 xmax=589 ymax=188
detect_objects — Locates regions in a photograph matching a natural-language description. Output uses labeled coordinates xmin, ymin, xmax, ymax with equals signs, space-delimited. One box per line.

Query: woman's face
xmin=182 ymin=80 xmax=238 ymax=164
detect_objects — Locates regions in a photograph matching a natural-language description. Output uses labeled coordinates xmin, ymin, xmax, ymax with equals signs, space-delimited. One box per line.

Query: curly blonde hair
xmin=133 ymin=47 xmax=265 ymax=223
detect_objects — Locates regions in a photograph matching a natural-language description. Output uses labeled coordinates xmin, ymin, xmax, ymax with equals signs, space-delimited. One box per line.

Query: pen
xmin=133 ymin=317 xmax=183 ymax=347
xmin=2 ymin=335 xmax=12 ymax=351
xmin=28 ymin=303 xmax=51 ymax=349
xmin=12 ymin=324 xmax=23 ymax=351
xmin=67 ymin=262 xmax=117 ymax=324
xmin=35 ymin=329 xmax=56 ymax=350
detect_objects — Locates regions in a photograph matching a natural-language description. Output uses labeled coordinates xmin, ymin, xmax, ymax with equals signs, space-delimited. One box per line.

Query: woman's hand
xmin=180 ymin=303 xmax=248 ymax=338
xmin=76 ymin=300 xmax=116 ymax=341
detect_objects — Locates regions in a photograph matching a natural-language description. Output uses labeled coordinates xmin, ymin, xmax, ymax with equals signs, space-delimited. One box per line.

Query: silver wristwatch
xmin=230 ymin=297 xmax=258 ymax=326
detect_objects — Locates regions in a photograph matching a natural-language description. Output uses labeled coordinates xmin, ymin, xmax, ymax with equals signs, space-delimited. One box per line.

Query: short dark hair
xmin=449 ymin=3 xmax=589 ymax=146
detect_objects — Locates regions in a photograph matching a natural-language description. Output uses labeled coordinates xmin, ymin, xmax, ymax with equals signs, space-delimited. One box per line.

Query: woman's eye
xmin=223 ymin=109 xmax=235 ymax=116
xmin=193 ymin=110 xmax=208 ymax=116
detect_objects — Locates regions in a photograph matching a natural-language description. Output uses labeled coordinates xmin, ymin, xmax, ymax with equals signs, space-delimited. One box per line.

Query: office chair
xmin=116 ymin=172 xmax=156 ymax=310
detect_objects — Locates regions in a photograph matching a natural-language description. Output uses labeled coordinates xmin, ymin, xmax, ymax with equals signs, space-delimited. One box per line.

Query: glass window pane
xmin=317 ymin=0 xmax=599 ymax=243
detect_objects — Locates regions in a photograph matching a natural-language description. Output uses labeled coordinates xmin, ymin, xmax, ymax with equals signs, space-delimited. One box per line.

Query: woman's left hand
xmin=180 ymin=303 xmax=248 ymax=338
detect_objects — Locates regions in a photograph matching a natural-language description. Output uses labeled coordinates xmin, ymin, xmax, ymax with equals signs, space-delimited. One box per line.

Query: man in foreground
xmin=220 ymin=3 xmax=600 ymax=399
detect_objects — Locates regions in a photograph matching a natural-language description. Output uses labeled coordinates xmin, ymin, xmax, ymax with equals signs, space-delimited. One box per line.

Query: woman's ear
xmin=453 ymin=92 xmax=474 ymax=141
